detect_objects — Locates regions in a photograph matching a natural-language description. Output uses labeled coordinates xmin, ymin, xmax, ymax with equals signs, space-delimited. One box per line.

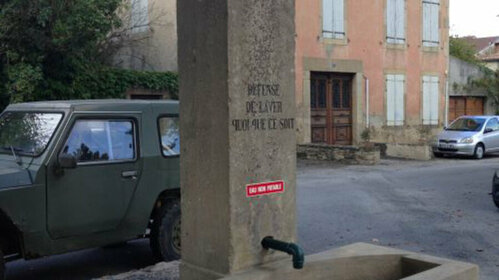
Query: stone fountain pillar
xmin=178 ymin=0 xmax=297 ymax=278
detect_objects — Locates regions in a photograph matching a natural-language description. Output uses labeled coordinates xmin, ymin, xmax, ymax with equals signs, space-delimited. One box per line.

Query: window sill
xmin=320 ymin=37 xmax=348 ymax=46
xmin=422 ymin=45 xmax=441 ymax=53
xmin=130 ymin=25 xmax=151 ymax=35
xmin=385 ymin=43 xmax=407 ymax=50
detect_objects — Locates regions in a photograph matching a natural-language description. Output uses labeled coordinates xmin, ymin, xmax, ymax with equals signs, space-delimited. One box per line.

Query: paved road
xmin=6 ymin=157 xmax=499 ymax=279
xmin=297 ymin=156 xmax=499 ymax=280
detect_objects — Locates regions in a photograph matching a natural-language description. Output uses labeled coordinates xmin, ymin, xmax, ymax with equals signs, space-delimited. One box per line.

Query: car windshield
xmin=446 ymin=117 xmax=486 ymax=132
xmin=0 ymin=112 xmax=63 ymax=157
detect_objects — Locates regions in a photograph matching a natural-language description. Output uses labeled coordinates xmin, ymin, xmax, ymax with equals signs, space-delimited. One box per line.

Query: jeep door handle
xmin=122 ymin=170 xmax=138 ymax=180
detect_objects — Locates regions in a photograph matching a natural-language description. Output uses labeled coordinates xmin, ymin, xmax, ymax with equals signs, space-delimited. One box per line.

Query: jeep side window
xmin=61 ymin=120 xmax=135 ymax=163
xmin=158 ymin=117 xmax=180 ymax=157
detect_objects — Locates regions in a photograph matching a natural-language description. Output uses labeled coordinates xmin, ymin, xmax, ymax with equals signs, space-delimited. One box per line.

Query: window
xmin=422 ymin=0 xmax=440 ymax=47
xmin=61 ymin=120 xmax=135 ymax=163
xmin=422 ymin=76 xmax=439 ymax=125
xmin=158 ymin=117 xmax=180 ymax=157
xmin=485 ymin=118 xmax=499 ymax=131
xmin=131 ymin=0 xmax=149 ymax=33
xmin=386 ymin=0 xmax=406 ymax=44
xmin=386 ymin=74 xmax=405 ymax=126
xmin=0 ymin=112 xmax=63 ymax=157
xmin=322 ymin=0 xmax=345 ymax=39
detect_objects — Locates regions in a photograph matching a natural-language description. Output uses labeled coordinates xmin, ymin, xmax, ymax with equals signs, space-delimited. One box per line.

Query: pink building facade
xmin=295 ymin=0 xmax=449 ymax=157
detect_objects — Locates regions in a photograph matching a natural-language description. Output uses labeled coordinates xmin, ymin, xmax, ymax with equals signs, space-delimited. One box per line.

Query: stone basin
xmin=223 ymin=243 xmax=478 ymax=280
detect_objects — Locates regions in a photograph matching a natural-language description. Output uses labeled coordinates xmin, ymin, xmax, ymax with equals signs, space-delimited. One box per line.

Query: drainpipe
xmin=445 ymin=77 xmax=449 ymax=126
xmin=364 ymin=75 xmax=370 ymax=128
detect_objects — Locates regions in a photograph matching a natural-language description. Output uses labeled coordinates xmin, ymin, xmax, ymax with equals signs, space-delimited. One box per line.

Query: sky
xmin=450 ymin=0 xmax=499 ymax=38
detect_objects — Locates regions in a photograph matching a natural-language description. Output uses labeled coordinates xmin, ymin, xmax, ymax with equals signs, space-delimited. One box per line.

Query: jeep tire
xmin=150 ymin=199 xmax=181 ymax=261
xmin=0 ymin=249 xmax=5 ymax=280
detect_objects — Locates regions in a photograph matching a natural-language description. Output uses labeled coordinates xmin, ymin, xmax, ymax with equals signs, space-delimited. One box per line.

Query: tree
xmin=449 ymin=36 xmax=481 ymax=65
xmin=473 ymin=69 xmax=499 ymax=114
xmin=0 ymin=0 xmax=178 ymax=111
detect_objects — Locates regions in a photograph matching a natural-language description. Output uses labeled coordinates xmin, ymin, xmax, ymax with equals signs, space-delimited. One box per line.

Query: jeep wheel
xmin=150 ymin=199 xmax=181 ymax=261
xmin=0 ymin=249 xmax=5 ymax=280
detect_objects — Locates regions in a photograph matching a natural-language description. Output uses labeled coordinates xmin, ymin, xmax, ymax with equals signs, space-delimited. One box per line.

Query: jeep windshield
xmin=0 ymin=112 xmax=63 ymax=157
xmin=446 ymin=117 xmax=486 ymax=132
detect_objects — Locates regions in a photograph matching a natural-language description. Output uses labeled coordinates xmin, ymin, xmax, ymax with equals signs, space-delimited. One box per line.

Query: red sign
xmin=246 ymin=181 xmax=285 ymax=197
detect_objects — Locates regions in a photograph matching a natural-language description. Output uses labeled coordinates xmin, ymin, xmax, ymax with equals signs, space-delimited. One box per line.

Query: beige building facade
xmin=295 ymin=0 xmax=450 ymax=156
xmin=115 ymin=0 xmax=178 ymax=100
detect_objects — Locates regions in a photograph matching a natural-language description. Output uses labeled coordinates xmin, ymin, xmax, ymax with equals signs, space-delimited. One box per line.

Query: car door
xmin=482 ymin=118 xmax=499 ymax=152
xmin=47 ymin=114 xmax=142 ymax=239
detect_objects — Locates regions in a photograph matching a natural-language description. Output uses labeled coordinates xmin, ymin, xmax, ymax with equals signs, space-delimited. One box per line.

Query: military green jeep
xmin=0 ymin=100 xmax=181 ymax=279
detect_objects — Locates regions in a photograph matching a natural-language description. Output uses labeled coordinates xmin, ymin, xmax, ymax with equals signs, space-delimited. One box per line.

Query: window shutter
xmin=430 ymin=76 xmax=439 ymax=125
xmin=422 ymin=76 xmax=431 ymax=125
xmin=422 ymin=76 xmax=439 ymax=125
xmin=423 ymin=0 xmax=439 ymax=47
xmin=387 ymin=74 xmax=405 ymax=126
xmin=323 ymin=0 xmax=345 ymax=39
xmin=387 ymin=0 xmax=396 ymax=43
xmin=387 ymin=0 xmax=405 ymax=44
xmin=386 ymin=75 xmax=396 ymax=126
xmin=395 ymin=0 xmax=405 ymax=43
xmin=333 ymin=0 xmax=345 ymax=39
xmin=131 ymin=0 xmax=149 ymax=33
xmin=323 ymin=0 xmax=334 ymax=38
xmin=395 ymin=75 xmax=405 ymax=125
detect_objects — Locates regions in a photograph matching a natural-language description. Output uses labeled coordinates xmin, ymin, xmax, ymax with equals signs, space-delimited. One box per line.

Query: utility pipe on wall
xmin=364 ymin=75 xmax=370 ymax=128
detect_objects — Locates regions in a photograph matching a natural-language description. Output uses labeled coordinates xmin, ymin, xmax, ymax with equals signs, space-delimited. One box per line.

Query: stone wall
xmin=297 ymin=144 xmax=380 ymax=165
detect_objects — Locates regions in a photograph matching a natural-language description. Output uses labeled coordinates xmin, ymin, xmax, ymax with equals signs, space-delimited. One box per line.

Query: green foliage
xmin=73 ymin=68 xmax=179 ymax=100
xmin=472 ymin=70 xmax=499 ymax=114
xmin=0 ymin=0 xmax=178 ymax=112
xmin=450 ymin=36 xmax=481 ymax=65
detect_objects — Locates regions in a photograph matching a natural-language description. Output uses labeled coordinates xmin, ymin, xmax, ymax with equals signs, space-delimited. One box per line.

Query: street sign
xmin=246 ymin=181 xmax=285 ymax=197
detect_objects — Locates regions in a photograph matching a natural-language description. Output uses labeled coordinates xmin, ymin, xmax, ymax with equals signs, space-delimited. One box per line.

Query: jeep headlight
xmin=460 ymin=137 xmax=474 ymax=144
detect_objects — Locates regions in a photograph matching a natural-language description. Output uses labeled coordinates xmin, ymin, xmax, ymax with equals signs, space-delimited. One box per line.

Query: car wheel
xmin=474 ymin=144 xmax=484 ymax=159
xmin=150 ymin=199 xmax=181 ymax=262
xmin=493 ymin=176 xmax=499 ymax=208
xmin=0 ymin=249 xmax=5 ymax=280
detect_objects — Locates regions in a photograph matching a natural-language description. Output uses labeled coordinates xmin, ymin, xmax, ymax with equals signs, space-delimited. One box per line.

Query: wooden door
xmin=311 ymin=73 xmax=353 ymax=145
xmin=449 ymin=96 xmax=484 ymax=123
xmin=466 ymin=97 xmax=484 ymax=116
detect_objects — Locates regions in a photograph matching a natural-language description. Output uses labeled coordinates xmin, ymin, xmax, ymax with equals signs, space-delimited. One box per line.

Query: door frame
xmin=302 ymin=57 xmax=363 ymax=145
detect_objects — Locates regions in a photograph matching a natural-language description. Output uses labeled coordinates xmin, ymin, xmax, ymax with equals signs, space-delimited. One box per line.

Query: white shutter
xmin=387 ymin=0 xmax=405 ymax=44
xmin=430 ymin=2 xmax=439 ymax=46
xmin=422 ymin=76 xmax=431 ymax=125
xmin=386 ymin=0 xmax=396 ymax=43
xmin=386 ymin=75 xmax=395 ymax=126
xmin=333 ymin=0 xmax=345 ymax=39
xmin=394 ymin=75 xmax=405 ymax=125
xmin=430 ymin=76 xmax=439 ymax=125
xmin=323 ymin=0 xmax=344 ymax=39
xmin=395 ymin=0 xmax=405 ymax=43
xmin=131 ymin=0 xmax=149 ymax=33
xmin=423 ymin=0 xmax=439 ymax=47
xmin=322 ymin=0 xmax=334 ymax=38
xmin=422 ymin=75 xmax=439 ymax=125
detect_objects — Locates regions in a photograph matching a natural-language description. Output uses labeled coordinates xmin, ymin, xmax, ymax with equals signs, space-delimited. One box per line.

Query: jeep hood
xmin=0 ymin=161 xmax=32 ymax=189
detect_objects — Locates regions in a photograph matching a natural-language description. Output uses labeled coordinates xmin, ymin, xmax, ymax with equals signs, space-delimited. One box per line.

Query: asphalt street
xmin=297 ymin=156 xmax=499 ymax=280
xmin=6 ymin=156 xmax=499 ymax=279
